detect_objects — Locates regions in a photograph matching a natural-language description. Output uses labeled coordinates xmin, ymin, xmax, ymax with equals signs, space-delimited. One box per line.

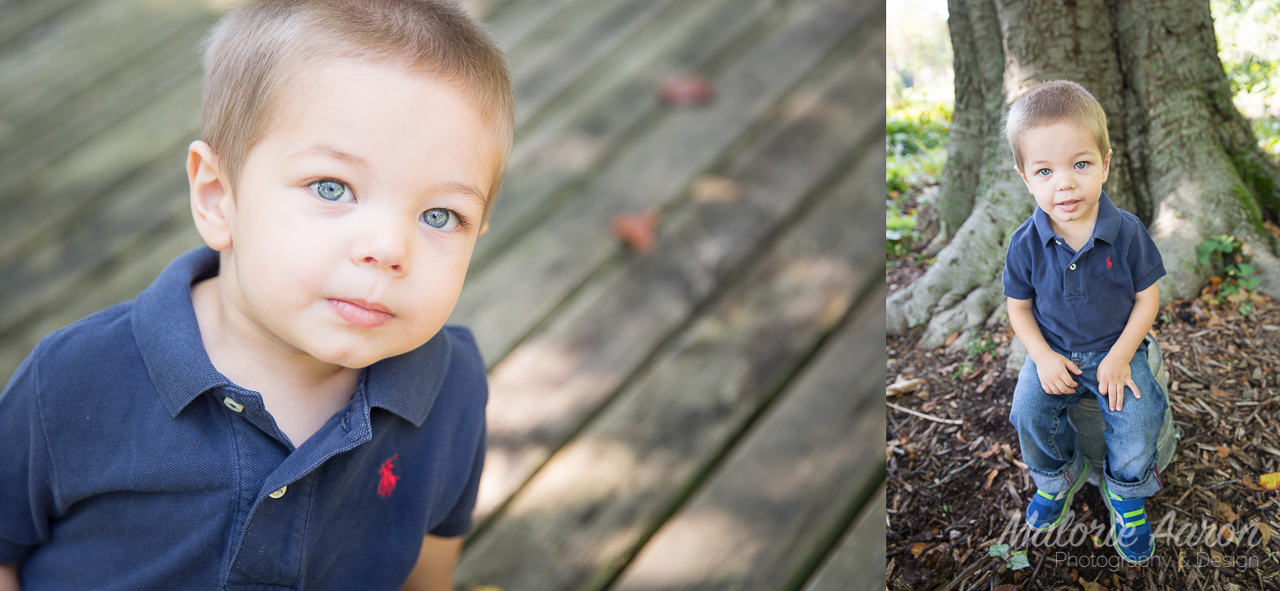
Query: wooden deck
xmin=0 ymin=0 xmax=885 ymax=588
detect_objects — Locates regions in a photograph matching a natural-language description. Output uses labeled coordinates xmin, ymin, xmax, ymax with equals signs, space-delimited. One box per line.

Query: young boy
xmin=0 ymin=1 xmax=513 ymax=589
xmin=1001 ymin=80 xmax=1167 ymax=563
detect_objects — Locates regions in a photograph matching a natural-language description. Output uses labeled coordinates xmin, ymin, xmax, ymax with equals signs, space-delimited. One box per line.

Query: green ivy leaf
xmin=1007 ymin=550 xmax=1031 ymax=570
xmin=988 ymin=544 xmax=1009 ymax=557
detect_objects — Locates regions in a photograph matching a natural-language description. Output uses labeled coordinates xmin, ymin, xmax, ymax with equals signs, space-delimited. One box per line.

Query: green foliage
xmin=964 ymin=331 xmax=996 ymax=359
xmin=1211 ymin=0 xmax=1280 ymax=157
xmin=987 ymin=544 xmax=1031 ymax=571
xmin=886 ymin=102 xmax=952 ymax=194
xmin=1197 ymin=235 xmax=1261 ymax=315
xmin=886 ymin=206 xmax=917 ymax=257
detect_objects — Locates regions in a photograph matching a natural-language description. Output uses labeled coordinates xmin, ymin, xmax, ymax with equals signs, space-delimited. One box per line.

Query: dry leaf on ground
xmin=609 ymin=208 xmax=661 ymax=253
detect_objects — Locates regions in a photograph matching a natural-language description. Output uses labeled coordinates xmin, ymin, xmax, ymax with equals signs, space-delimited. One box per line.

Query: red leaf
xmin=659 ymin=74 xmax=716 ymax=108
xmin=610 ymin=208 xmax=661 ymax=253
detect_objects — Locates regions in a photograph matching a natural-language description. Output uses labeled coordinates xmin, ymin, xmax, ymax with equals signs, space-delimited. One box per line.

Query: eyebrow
xmin=1029 ymin=151 xmax=1096 ymax=166
xmin=432 ymin=181 xmax=489 ymax=209
xmin=287 ymin=144 xmax=489 ymax=207
xmin=286 ymin=144 xmax=368 ymax=167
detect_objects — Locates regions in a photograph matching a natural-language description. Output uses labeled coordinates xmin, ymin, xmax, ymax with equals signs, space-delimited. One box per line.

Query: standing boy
xmin=1001 ymin=80 xmax=1167 ymax=563
xmin=0 ymin=0 xmax=513 ymax=588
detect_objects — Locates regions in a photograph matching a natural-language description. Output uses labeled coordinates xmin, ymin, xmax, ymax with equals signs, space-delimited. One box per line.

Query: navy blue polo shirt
xmin=1002 ymin=191 xmax=1165 ymax=353
xmin=0 ymin=246 xmax=488 ymax=591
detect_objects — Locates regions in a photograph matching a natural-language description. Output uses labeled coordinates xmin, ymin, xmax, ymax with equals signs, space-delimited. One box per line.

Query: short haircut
xmin=200 ymin=0 xmax=515 ymax=220
xmin=1004 ymin=80 xmax=1110 ymax=172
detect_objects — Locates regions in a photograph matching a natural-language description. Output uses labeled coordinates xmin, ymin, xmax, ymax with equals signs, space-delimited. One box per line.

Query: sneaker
xmin=1025 ymin=457 xmax=1088 ymax=530
xmin=1102 ymin=481 xmax=1154 ymax=563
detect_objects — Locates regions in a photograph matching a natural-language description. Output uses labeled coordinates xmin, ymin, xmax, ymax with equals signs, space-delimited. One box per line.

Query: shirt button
xmin=1069 ymin=263 xmax=1076 ymax=270
xmin=1056 ymin=240 xmax=1062 ymax=245
xmin=269 ymin=486 xmax=288 ymax=499
xmin=223 ymin=397 xmax=244 ymax=412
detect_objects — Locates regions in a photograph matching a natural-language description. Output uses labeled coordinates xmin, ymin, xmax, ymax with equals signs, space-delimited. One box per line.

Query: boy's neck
xmin=1049 ymin=208 xmax=1100 ymax=249
xmin=191 ymin=276 xmax=359 ymax=446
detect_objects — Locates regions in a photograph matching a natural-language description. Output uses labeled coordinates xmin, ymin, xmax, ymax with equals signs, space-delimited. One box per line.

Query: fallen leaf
xmin=1210 ymin=548 xmax=1225 ymax=564
xmin=609 ymin=208 xmax=661 ymax=253
xmin=1261 ymin=472 xmax=1280 ymax=490
xmin=1258 ymin=522 xmax=1272 ymax=546
xmin=1267 ymin=220 xmax=1280 ymax=239
xmin=1210 ymin=276 xmax=1224 ymax=286
xmin=1210 ymin=385 xmax=1229 ymax=397
xmin=1216 ymin=445 xmax=1231 ymax=458
xmin=984 ymin=467 xmax=1000 ymax=490
xmin=944 ymin=331 xmax=959 ymax=347
xmin=1078 ymin=578 xmax=1105 ymax=591
xmin=1219 ymin=502 xmax=1238 ymax=523
xmin=658 ymin=74 xmax=716 ymax=108
xmin=1245 ymin=479 xmax=1265 ymax=491
xmin=689 ymin=174 xmax=741 ymax=203
xmin=911 ymin=542 xmax=929 ymax=557
xmin=1220 ymin=523 xmax=1237 ymax=543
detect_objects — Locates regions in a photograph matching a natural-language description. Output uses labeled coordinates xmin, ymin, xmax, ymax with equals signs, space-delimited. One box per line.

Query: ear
xmin=1014 ymin=163 xmax=1030 ymax=188
xmin=1100 ymin=149 xmax=1113 ymax=183
xmin=477 ymin=219 xmax=490 ymax=236
xmin=188 ymin=140 xmax=234 ymax=251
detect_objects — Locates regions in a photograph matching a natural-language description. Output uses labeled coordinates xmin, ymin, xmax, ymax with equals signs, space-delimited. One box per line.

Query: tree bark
xmin=887 ymin=0 xmax=1280 ymax=350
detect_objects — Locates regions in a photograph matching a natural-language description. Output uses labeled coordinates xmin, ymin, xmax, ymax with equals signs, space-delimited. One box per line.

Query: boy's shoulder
xmin=25 ymin=299 xmax=141 ymax=379
xmin=1005 ymin=213 xmax=1042 ymax=261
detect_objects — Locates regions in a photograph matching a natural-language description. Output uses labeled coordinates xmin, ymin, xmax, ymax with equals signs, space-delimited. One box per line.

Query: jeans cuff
xmin=1104 ymin=466 xmax=1163 ymax=499
xmin=1027 ymin=451 xmax=1087 ymax=494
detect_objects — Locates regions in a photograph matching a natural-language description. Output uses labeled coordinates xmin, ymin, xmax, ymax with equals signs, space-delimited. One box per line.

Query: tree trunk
xmin=887 ymin=0 xmax=1280 ymax=350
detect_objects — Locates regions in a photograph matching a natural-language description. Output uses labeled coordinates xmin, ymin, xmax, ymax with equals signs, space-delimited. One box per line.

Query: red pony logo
xmin=1106 ymin=256 xmax=1112 ymax=269
xmin=378 ymin=454 xmax=400 ymax=497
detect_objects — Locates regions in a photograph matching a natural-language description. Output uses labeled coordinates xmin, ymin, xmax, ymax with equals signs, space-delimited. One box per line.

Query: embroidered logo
xmin=1106 ymin=256 xmax=1112 ymax=269
xmin=378 ymin=454 xmax=400 ymax=498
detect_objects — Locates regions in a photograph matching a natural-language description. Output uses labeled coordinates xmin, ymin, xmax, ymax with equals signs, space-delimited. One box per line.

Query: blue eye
xmin=421 ymin=208 xmax=458 ymax=230
xmin=1074 ymin=161 xmax=1088 ymax=170
xmin=1036 ymin=168 xmax=1051 ymax=176
xmin=311 ymin=180 xmax=349 ymax=201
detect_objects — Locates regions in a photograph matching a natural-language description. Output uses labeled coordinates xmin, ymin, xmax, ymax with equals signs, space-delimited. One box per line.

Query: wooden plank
xmin=471 ymin=43 xmax=882 ymax=523
xmin=0 ymin=0 xmax=83 ymax=51
xmin=0 ymin=162 xmax=190 ymax=342
xmin=453 ymin=0 xmax=879 ymax=364
xmin=0 ymin=220 xmax=203 ymax=385
xmin=610 ymin=286 xmax=886 ymax=591
xmin=0 ymin=0 xmax=209 ymax=116
xmin=484 ymin=0 xmax=591 ymax=57
xmin=802 ymin=487 xmax=887 ymax=591
xmin=454 ymin=132 xmax=884 ymax=591
xmin=0 ymin=72 xmax=202 ymax=276
xmin=472 ymin=0 xmax=782 ymax=267
xmin=507 ymin=0 xmax=681 ymax=127
xmin=0 ymin=15 xmax=208 ymax=161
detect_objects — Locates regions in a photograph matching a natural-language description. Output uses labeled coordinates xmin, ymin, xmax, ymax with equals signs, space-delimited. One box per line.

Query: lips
xmin=329 ymin=298 xmax=394 ymax=328
xmin=1057 ymin=199 xmax=1080 ymax=213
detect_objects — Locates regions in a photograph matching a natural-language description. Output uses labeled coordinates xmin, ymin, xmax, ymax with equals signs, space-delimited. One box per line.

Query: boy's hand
xmin=1098 ymin=353 xmax=1140 ymax=411
xmin=1034 ymin=352 xmax=1082 ymax=395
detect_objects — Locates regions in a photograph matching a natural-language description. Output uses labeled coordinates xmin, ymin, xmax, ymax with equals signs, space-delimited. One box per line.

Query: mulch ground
xmin=886 ymin=256 xmax=1280 ymax=591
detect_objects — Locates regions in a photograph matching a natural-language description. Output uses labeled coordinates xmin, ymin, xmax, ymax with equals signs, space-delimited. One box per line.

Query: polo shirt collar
xmin=1032 ymin=190 xmax=1121 ymax=246
xmin=132 ymin=246 xmax=451 ymax=426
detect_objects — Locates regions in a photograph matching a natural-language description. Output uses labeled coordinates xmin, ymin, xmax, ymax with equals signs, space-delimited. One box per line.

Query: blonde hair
xmin=1004 ymin=80 xmax=1110 ymax=172
xmin=200 ymin=0 xmax=515 ymax=220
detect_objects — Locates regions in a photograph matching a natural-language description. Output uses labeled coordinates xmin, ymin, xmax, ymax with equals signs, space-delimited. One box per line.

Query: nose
xmin=1056 ymin=172 xmax=1076 ymax=191
xmin=352 ymin=213 xmax=410 ymax=275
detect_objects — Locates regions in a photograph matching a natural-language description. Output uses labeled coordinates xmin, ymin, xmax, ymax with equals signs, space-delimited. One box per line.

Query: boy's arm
xmin=400 ymin=534 xmax=462 ymax=591
xmin=1007 ymin=297 xmax=1081 ymax=394
xmin=0 ymin=563 xmax=19 ymax=591
xmin=1098 ymin=282 xmax=1160 ymax=411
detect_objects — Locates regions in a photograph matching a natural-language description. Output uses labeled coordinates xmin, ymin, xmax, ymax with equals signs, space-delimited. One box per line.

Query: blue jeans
xmin=1009 ymin=343 xmax=1167 ymax=498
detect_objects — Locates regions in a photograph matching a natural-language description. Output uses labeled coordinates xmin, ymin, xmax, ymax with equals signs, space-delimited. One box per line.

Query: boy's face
xmin=1016 ymin=121 xmax=1111 ymax=235
xmin=194 ymin=59 xmax=502 ymax=369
